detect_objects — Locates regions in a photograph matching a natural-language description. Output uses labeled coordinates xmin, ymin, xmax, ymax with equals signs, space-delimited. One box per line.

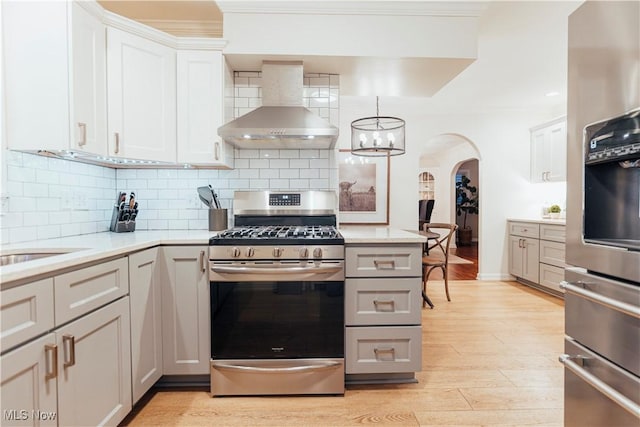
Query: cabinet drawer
xmin=539 ymin=263 xmax=565 ymax=294
xmin=508 ymin=222 xmax=539 ymax=238
xmin=54 ymin=257 xmax=129 ymax=325
xmin=346 ymin=245 xmax=422 ymax=278
xmin=345 ymin=326 xmax=421 ymax=374
xmin=1 ymin=279 xmax=54 ymax=351
xmin=345 ymin=278 xmax=421 ymax=326
xmin=540 ymin=224 xmax=565 ymax=242
xmin=539 ymin=240 xmax=566 ymax=267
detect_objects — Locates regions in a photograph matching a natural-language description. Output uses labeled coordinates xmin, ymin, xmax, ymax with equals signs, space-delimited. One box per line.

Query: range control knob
xmin=273 ymin=247 xmax=283 ymax=257
xmin=231 ymin=247 xmax=241 ymax=258
xmin=300 ymin=248 xmax=309 ymax=258
xmin=313 ymin=247 xmax=323 ymax=259
xmin=246 ymin=247 xmax=255 ymax=258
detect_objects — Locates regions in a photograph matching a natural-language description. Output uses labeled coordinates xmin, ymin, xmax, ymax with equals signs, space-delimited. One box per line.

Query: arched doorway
xmin=419 ymin=134 xmax=481 ymax=279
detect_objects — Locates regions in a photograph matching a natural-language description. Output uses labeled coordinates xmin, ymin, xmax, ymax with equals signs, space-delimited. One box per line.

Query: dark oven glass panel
xmin=211 ymin=281 xmax=344 ymax=359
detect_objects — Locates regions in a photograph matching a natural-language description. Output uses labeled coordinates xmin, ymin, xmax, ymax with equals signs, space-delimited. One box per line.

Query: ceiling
xmin=99 ymin=0 xmax=582 ymax=111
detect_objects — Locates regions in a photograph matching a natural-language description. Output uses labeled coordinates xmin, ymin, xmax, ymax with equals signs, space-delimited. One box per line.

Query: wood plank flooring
xmin=123 ymin=276 xmax=565 ymax=426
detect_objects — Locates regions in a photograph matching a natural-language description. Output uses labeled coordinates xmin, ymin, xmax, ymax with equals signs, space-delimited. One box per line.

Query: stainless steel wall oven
xmin=208 ymin=191 xmax=345 ymax=396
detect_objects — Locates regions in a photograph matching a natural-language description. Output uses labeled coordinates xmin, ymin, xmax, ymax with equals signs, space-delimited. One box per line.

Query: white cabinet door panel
xmin=107 ymin=27 xmax=176 ymax=162
xmin=56 ymin=297 xmax=131 ymax=427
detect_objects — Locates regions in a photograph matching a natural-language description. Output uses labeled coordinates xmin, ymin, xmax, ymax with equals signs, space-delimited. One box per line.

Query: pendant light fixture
xmin=351 ymin=96 xmax=405 ymax=156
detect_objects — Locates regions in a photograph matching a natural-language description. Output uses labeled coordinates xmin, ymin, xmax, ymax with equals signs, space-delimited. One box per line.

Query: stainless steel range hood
xmin=218 ymin=61 xmax=339 ymax=149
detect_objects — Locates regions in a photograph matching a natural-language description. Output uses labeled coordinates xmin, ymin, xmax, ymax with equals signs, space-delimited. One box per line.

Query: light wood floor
xmin=123 ymin=280 xmax=565 ymax=426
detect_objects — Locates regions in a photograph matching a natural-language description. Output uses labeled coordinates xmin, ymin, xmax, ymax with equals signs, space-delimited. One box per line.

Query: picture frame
xmin=337 ymin=149 xmax=390 ymax=225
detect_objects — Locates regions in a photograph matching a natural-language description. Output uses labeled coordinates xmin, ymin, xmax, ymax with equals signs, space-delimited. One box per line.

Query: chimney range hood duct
xmin=218 ymin=61 xmax=339 ymax=149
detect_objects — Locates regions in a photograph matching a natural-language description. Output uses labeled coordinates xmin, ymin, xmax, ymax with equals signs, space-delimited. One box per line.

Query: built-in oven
xmin=208 ymin=191 xmax=345 ymax=396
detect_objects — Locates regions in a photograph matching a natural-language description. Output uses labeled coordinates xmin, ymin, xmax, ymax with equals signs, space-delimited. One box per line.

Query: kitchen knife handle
xmin=44 ymin=344 xmax=58 ymax=380
xmin=63 ymin=334 xmax=76 ymax=368
xmin=214 ymin=141 xmax=220 ymax=161
xmin=78 ymin=122 xmax=87 ymax=147
xmin=114 ymin=132 xmax=120 ymax=154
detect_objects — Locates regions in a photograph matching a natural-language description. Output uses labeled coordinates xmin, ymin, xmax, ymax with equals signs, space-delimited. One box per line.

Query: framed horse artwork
xmin=337 ymin=149 xmax=390 ymax=225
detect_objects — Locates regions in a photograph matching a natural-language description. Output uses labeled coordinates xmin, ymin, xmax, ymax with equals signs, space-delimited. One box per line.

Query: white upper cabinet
xmin=106 ymin=27 xmax=177 ymax=163
xmin=71 ymin=2 xmax=107 ymax=156
xmin=531 ymin=118 xmax=567 ymax=182
xmin=2 ymin=1 xmax=107 ymax=154
xmin=177 ymin=50 xmax=233 ymax=168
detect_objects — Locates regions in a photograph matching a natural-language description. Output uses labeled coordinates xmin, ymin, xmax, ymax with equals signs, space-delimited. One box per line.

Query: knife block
xmin=110 ymin=204 xmax=136 ymax=233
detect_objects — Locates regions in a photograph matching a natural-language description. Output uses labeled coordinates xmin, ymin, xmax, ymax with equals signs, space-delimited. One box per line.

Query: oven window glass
xmin=211 ymin=281 xmax=344 ymax=359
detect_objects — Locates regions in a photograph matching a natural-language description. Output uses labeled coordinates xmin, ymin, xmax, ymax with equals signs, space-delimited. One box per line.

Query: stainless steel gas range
xmin=208 ymin=191 xmax=345 ymax=396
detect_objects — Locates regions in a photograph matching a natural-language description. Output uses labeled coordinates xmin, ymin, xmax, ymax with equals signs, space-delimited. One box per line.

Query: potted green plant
xmin=549 ymin=204 xmax=561 ymax=219
xmin=455 ymin=175 xmax=479 ymax=246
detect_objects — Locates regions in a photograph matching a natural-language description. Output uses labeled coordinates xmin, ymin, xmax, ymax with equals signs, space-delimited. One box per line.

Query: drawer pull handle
xmin=560 ymin=281 xmax=640 ymax=318
xmin=63 ymin=334 xmax=76 ymax=368
xmin=44 ymin=344 xmax=58 ymax=380
xmin=373 ymin=300 xmax=395 ymax=310
xmin=374 ymin=347 xmax=396 ymax=359
xmin=373 ymin=260 xmax=395 ymax=269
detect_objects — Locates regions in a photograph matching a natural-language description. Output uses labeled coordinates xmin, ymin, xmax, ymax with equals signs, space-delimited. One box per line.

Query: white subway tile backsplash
xmin=37 ymin=225 xmax=61 ymax=240
xmin=249 ymin=159 xmax=269 ymax=169
xmin=299 ymin=150 xmax=320 ymax=159
xmin=269 ymin=159 xmax=289 ymax=168
xmin=289 ymin=179 xmax=309 ymax=189
xmin=310 ymin=179 xmax=329 ymax=189
xmin=290 ymin=159 xmax=310 ymax=169
xmin=300 ymin=169 xmax=319 ymax=179
xmin=23 ymin=183 xmax=48 ymax=198
xmin=249 ymin=179 xmax=269 ymax=189
xmin=310 ymin=159 xmax=330 ymax=169
xmin=239 ymin=169 xmax=260 ymax=179
xmin=8 ymin=165 xmax=36 ymax=182
xmin=259 ymin=169 xmax=279 ymax=179
xmin=279 ymin=169 xmax=299 ymax=179
xmin=269 ymin=179 xmax=289 ymax=189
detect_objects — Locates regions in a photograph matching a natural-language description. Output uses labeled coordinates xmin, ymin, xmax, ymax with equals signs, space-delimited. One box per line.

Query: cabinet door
xmin=161 ymin=246 xmax=210 ymax=375
xmin=547 ymin=121 xmax=567 ymax=181
xmin=0 ymin=334 xmax=58 ymax=427
xmin=530 ymin=128 xmax=547 ymax=183
xmin=177 ymin=50 xmax=230 ymax=167
xmin=522 ymin=238 xmax=540 ymax=283
xmin=107 ymin=27 xmax=176 ymax=162
xmin=71 ymin=2 xmax=107 ymax=156
xmin=129 ymin=248 xmax=162 ymax=404
xmin=56 ymin=297 xmax=132 ymax=427
xmin=3 ymin=1 xmax=70 ymax=151
xmin=508 ymin=236 xmax=524 ymax=277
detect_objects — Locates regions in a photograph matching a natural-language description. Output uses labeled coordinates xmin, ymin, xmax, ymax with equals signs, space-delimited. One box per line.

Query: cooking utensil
xmin=197 ymin=186 xmax=213 ymax=208
xmin=209 ymin=185 xmax=221 ymax=209
xmin=129 ymin=192 xmax=135 ymax=210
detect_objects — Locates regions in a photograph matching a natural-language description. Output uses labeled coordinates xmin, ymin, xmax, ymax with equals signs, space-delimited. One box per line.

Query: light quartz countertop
xmin=507 ymin=218 xmax=566 ymax=225
xmin=1 ymin=227 xmax=425 ymax=285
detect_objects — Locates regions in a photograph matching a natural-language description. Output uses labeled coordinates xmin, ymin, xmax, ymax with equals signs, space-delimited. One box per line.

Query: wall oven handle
xmin=560 ymin=281 xmax=640 ymax=319
xmin=211 ymin=265 xmax=343 ymax=274
xmin=559 ymin=354 xmax=640 ymax=418
xmin=213 ymin=360 xmax=341 ymax=374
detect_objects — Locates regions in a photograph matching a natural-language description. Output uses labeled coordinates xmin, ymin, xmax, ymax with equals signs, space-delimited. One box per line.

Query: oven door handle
xmin=560 ymin=281 xmax=640 ymax=319
xmin=212 ymin=360 xmax=342 ymax=374
xmin=211 ymin=265 xmax=343 ymax=275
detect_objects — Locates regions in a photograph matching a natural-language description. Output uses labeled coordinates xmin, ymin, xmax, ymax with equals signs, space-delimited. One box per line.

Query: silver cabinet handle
xmin=114 ymin=132 xmax=120 ymax=154
xmin=63 ymin=334 xmax=76 ymax=368
xmin=560 ymin=281 xmax=640 ymax=318
xmin=214 ymin=141 xmax=220 ymax=161
xmin=78 ymin=122 xmax=87 ymax=147
xmin=213 ymin=361 xmax=341 ymax=374
xmin=44 ymin=344 xmax=58 ymax=380
xmin=373 ymin=259 xmax=396 ymax=269
xmin=374 ymin=347 xmax=396 ymax=357
xmin=200 ymin=250 xmax=206 ymax=273
xmin=559 ymin=354 xmax=640 ymax=418
xmin=373 ymin=300 xmax=395 ymax=310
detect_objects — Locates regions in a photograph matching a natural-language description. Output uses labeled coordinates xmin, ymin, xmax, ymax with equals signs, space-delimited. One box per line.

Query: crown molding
xmin=102 ymin=10 xmax=226 ymax=50
xmin=217 ymin=1 xmax=487 ymax=17
xmin=138 ymin=19 xmax=223 ymax=38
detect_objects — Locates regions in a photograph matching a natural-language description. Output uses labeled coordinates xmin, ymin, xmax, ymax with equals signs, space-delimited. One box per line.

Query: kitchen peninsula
xmin=0 ymin=227 xmax=425 ymax=425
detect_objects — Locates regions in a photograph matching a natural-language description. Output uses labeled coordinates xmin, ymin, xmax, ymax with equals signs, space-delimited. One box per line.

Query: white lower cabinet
xmin=129 ymin=248 xmax=163 ymax=403
xmin=0 ymin=334 xmax=58 ymax=426
xmin=56 ymin=297 xmax=132 ymax=427
xmin=344 ymin=244 xmax=423 ymax=383
xmin=508 ymin=221 xmax=566 ymax=296
xmin=0 ymin=298 xmax=131 ymax=427
xmin=160 ymin=246 xmax=210 ymax=375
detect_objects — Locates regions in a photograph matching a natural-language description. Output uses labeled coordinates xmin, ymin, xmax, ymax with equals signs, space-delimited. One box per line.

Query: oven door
xmin=210 ymin=279 xmax=344 ymax=359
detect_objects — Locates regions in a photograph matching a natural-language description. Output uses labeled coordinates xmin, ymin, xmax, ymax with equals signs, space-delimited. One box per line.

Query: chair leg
xmin=444 ymin=266 xmax=451 ymax=302
xmin=423 ymin=266 xmax=436 ymax=309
